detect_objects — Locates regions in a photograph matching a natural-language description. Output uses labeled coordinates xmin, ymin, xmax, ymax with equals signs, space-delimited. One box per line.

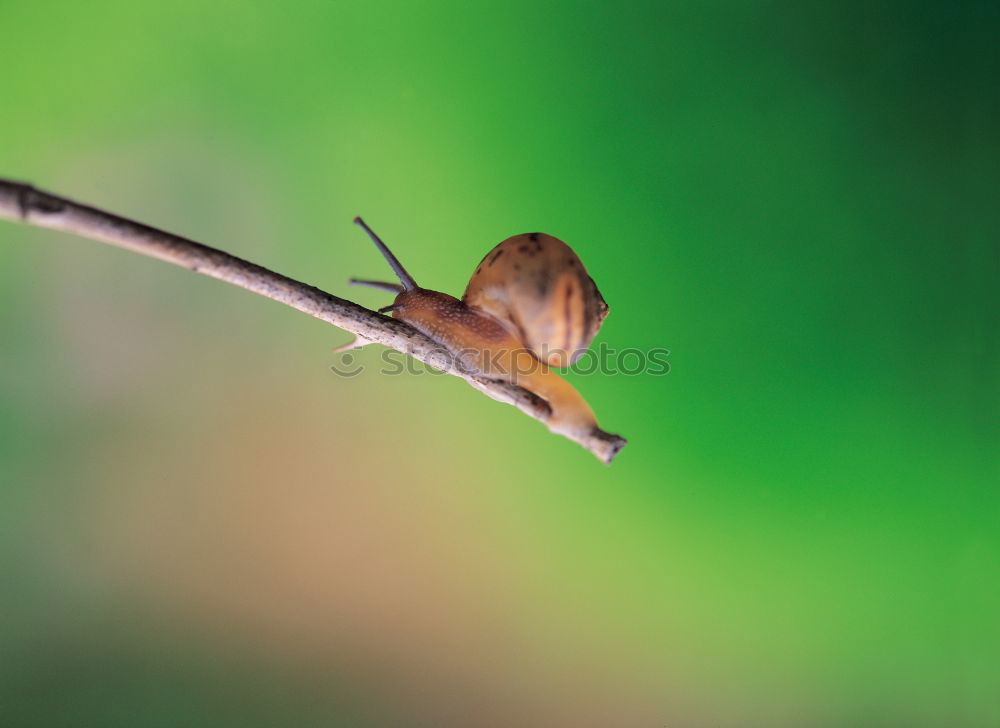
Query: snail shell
xmin=463 ymin=232 xmax=608 ymax=368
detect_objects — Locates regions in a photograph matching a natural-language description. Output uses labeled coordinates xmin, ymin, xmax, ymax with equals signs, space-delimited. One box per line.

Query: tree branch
xmin=0 ymin=179 xmax=626 ymax=463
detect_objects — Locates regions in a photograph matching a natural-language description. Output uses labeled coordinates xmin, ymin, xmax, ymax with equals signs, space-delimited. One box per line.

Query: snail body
xmin=350 ymin=218 xmax=608 ymax=438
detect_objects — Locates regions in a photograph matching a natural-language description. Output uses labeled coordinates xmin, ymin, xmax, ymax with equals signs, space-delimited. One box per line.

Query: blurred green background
xmin=1 ymin=1 xmax=997 ymax=726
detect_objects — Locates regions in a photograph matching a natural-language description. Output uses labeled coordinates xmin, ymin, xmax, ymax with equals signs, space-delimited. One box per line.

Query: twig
xmin=0 ymin=179 xmax=627 ymax=463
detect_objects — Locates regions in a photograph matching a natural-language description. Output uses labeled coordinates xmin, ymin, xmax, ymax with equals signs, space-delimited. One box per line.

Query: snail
xmin=349 ymin=217 xmax=609 ymax=438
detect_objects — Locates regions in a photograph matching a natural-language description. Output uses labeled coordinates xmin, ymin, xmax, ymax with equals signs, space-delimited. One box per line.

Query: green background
xmin=1 ymin=2 xmax=996 ymax=726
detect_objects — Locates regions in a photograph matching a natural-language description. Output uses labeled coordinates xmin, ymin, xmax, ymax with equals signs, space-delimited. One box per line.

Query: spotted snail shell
xmin=462 ymin=232 xmax=608 ymax=368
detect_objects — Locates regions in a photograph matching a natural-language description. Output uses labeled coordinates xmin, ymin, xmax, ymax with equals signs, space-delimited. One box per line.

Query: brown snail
xmin=349 ymin=218 xmax=609 ymax=438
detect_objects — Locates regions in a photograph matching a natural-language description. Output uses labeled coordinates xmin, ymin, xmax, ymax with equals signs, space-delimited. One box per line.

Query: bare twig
xmin=0 ymin=179 xmax=626 ymax=463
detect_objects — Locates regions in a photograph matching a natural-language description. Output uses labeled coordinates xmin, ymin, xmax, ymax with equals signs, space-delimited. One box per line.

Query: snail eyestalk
xmin=353 ymin=217 xmax=418 ymax=291
xmin=349 ymin=277 xmax=404 ymax=293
